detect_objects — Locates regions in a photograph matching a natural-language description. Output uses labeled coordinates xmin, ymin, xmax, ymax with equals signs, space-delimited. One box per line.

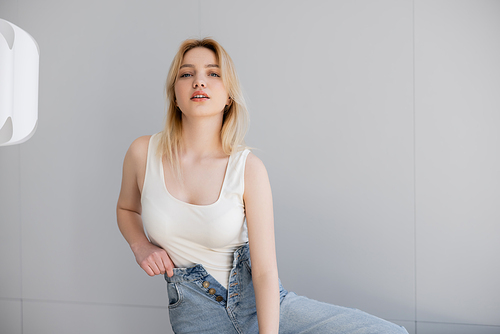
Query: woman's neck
xmin=180 ymin=114 xmax=225 ymax=158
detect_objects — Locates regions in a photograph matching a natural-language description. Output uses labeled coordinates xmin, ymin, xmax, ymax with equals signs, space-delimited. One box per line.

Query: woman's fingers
xmin=141 ymin=262 xmax=156 ymax=276
xmin=135 ymin=243 xmax=173 ymax=276
xmin=148 ymin=252 xmax=165 ymax=275
xmin=165 ymin=266 xmax=174 ymax=278
xmin=140 ymin=256 xmax=160 ymax=276
xmin=161 ymin=252 xmax=175 ymax=277
xmin=152 ymin=251 xmax=166 ymax=274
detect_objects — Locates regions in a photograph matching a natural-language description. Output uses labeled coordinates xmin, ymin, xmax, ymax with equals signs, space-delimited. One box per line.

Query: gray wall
xmin=1 ymin=1 xmax=499 ymax=333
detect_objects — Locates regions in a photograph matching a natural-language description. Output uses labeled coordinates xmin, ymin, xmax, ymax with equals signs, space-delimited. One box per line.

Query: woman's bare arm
xmin=116 ymin=136 xmax=174 ymax=277
xmin=244 ymin=153 xmax=280 ymax=334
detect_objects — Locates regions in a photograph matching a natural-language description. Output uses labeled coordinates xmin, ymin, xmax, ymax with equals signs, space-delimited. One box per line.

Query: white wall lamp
xmin=0 ymin=19 xmax=39 ymax=146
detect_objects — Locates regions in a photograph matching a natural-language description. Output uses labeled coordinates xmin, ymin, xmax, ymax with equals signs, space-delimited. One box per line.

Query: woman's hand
xmin=131 ymin=241 xmax=175 ymax=277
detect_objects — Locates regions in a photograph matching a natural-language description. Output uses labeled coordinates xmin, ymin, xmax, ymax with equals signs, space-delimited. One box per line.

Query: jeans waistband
xmin=164 ymin=242 xmax=250 ymax=283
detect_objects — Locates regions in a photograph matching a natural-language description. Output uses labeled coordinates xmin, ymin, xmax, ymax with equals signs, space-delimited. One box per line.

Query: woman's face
xmin=174 ymin=47 xmax=230 ymax=119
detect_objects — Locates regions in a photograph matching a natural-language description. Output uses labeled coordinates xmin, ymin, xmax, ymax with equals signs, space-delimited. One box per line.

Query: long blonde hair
xmin=157 ymin=38 xmax=249 ymax=177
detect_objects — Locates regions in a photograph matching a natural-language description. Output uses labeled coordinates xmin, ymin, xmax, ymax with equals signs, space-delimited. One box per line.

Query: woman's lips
xmin=191 ymin=97 xmax=209 ymax=102
xmin=191 ymin=91 xmax=209 ymax=101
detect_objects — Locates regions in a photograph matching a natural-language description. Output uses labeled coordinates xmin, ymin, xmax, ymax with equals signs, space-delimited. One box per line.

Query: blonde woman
xmin=117 ymin=38 xmax=408 ymax=334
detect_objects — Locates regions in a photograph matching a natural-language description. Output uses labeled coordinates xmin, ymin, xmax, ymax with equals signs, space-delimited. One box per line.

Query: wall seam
xmin=17 ymin=0 xmax=23 ymax=332
xmin=20 ymin=298 xmax=170 ymax=310
xmin=19 ymin=140 xmax=23 ymax=334
xmin=0 ymin=297 xmax=23 ymax=302
xmin=416 ymin=321 xmax=500 ymax=328
xmin=412 ymin=0 xmax=418 ymax=333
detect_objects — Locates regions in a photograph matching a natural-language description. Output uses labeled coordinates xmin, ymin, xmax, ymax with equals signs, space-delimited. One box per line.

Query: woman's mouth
xmin=191 ymin=91 xmax=210 ymax=101
xmin=191 ymin=95 xmax=210 ymax=101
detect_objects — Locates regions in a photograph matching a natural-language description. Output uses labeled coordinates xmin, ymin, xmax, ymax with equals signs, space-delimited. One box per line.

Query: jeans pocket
xmin=167 ymin=282 xmax=182 ymax=309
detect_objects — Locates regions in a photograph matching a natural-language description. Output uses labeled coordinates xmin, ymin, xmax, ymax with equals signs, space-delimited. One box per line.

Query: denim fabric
xmin=165 ymin=243 xmax=408 ymax=334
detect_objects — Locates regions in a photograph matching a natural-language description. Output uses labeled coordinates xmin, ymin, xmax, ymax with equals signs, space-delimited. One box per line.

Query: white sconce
xmin=0 ymin=19 xmax=39 ymax=146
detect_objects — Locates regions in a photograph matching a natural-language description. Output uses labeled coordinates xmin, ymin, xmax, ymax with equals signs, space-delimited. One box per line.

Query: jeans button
xmin=215 ymin=296 xmax=223 ymax=302
xmin=208 ymin=288 xmax=216 ymax=295
xmin=202 ymin=281 xmax=210 ymax=288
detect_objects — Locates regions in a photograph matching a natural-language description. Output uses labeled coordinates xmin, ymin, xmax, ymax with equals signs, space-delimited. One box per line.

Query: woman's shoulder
xmin=124 ymin=135 xmax=155 ymax=169
xmin=128 ymin=135 xmax=152 ymax=157
xmin=244 ymin=151 xmax=268 ymax=179
xmin=243 ymin=152 xmax=271 ymax=201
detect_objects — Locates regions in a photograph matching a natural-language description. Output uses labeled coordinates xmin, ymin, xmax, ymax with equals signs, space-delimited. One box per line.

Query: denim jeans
xmin=164 ymin=243 xmax=408 ymax=334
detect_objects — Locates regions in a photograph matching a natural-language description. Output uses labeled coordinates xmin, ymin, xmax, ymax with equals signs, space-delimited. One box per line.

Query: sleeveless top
xmin=141 ymin=133 xmax=250 ymax=289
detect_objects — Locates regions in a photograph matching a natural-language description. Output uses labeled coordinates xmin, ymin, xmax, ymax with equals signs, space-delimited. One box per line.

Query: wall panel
xmin=23 ymin=301 xmax=173 ymax=334
xmin=0 ymin=146 xmax=21 ymax=299
xmin=17 ymin=0 xmax=199 ymax=306
xmin=415 ymin=0 xmax=500 ymax=327
xmin=417 ymin=322 xmax=500 ymax=334
xmin=0 ymin=299 xmax=22 ymax=334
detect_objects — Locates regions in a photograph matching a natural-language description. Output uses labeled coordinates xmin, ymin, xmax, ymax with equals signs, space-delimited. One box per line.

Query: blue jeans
xmin=164 ymin=243 xmax=408 ymax=334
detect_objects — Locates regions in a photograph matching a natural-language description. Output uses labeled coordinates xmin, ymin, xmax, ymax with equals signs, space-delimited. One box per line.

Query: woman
xmin=117 ymin=38 xmax=408 ymax=334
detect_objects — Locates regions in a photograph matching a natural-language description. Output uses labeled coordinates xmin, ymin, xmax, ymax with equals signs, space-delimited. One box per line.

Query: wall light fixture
xmin=0 ymin=19 xmax=39 ymax=146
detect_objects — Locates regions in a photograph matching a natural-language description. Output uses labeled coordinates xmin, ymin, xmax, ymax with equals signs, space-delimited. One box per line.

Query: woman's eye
xmin=180 ymin=73 xmax=192 ymax=78
xmin=209 ymin=72 xmax=220 ymax=77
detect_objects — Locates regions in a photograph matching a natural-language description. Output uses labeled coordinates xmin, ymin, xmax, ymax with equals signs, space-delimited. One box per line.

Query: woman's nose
xmin=193 ymin=75 xmax=206 ymax=88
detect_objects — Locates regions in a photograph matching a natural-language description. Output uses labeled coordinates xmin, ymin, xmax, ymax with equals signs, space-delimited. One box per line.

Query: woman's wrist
xmin=129 ymin=238 xmax=152 ymax=253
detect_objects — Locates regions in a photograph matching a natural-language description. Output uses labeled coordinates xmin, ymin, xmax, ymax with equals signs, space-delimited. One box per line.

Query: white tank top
xmin=141 ymin=133 xmax=250 ymax=289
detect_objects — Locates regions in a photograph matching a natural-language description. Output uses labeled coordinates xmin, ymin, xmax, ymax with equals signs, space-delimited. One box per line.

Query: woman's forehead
xmin=181 ymin=47 xmax=218 ymax=65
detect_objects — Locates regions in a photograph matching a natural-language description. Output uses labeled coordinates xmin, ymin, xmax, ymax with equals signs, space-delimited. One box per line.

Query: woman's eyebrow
xmin=179 ymin=64 xmax=219 ymax=69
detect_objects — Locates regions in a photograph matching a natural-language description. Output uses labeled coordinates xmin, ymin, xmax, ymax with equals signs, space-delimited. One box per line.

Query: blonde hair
xmin=157 ymin=38 xmax=249 ymax=177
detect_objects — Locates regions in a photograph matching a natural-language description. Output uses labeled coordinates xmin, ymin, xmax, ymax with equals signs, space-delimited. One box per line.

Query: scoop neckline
xmin=159 ymin=153 xmax=232 ymax=207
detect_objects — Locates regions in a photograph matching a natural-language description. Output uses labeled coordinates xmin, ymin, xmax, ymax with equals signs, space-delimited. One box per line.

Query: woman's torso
xmin=139 ymin=133 xmax=250 ymax=288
